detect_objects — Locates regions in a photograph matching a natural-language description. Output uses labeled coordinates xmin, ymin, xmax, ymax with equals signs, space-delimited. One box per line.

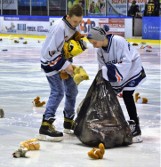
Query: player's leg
xmin=122 ymin=90 xmax=143 ymax=143
xmin=63 ymin=76 xmax=78 ymax=133
xmin=38 ymin=73 xmax=64 ymax=141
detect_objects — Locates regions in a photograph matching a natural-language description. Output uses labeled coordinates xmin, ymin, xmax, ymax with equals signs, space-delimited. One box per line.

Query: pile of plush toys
xmin=59 ymin=37 xmax=89 ymax=85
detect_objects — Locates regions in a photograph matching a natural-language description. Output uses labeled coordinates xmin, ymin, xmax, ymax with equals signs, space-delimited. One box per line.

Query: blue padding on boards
xmin=142 ymin=17 xmax=161 ymax=40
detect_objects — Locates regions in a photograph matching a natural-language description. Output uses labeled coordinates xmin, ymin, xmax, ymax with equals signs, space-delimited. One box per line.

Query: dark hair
xmin=68 ymin=4 xmax=83 ymax=17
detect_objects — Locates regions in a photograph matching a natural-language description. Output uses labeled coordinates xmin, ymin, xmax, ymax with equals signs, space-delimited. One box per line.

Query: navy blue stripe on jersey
xmin=41 ymin=55 xmax=66 ymax=73
xmin=102 ymin=34 xmax=113 ymax=52
xmin=112 ymin=67 xmax=146 ymax=93
xmin=105 ymin=62 xmax=123 ymax=82
xmin=106 ymin=34 xmax=114 ymax=53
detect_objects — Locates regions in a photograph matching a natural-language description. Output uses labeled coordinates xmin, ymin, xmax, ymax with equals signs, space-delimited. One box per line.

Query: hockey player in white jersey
xmin=39 ymin=4 xmax=84 ymax=141
xmin=87 ymin=25 xmax=146 ymax=143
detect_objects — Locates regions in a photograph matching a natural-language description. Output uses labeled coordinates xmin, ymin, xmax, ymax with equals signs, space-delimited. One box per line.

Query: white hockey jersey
xmin=98 ymin=34 xmax=146 ymax=93
xmin=40 ymin=16 xmax=77 ymax=76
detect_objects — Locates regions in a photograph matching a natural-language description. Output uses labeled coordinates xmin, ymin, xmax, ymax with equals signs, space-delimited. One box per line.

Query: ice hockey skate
xmin=128 ymin=120 xmax=143 ymax=143
xmin=37 ymin=118 xmax=63 ymax=142
xmin=63 ymin=117 xmax=75 ymax=134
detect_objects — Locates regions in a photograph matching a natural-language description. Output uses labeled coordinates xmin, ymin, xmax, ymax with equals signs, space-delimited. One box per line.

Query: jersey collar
xmin=62 ymin=15 xmax=76 ymax=31
xmin=102 ymin=34 xmax=114 ymax=53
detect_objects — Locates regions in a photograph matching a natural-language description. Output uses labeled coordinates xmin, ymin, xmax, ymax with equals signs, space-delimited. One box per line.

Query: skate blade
xmin=63 ymin=129 xmax=74 ymax=134
xmin=132 ymin=135 xmax=143 ymax=143
xmin=36 ymin=134 xmax=63 ymax=142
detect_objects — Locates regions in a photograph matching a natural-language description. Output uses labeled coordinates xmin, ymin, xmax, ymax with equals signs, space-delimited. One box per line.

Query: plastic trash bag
xmin=74 ymin=70 xmax=132 ymax=148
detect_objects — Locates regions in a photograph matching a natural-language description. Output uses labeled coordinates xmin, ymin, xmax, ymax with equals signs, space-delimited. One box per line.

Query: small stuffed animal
xmin=59 ymin=70 xmax=69 ymax=80
xmin=13 ymin=148 xmax=28 ymax=158
xmin=14 ymin=40 xmax=19 ymax=43
xmin=33 ymin=96 xmax=46 ymax=107
xmin=0 ymin=108 xmax=4 ymax=118
xmin=23 ymin=41 xmax=27 ymax=44
xmin=20 ymin=138 xmax=40 ymax=151
xmin=63 ymin=38 xmax=87 ymax=59
xmin=73 ymin=65 xmax=89 ymax=85
xmin=72 ymin=31 xmax=85 ymax=41
xmin=59 ymin=65 xmax=89 ymax=85
xmin=132 ymin=43 xmax=138 ymax=46
xmin=135 ymin=92 xmax=148 ymax=104
xmin=88 ymin=143 xmax=105 ymax=159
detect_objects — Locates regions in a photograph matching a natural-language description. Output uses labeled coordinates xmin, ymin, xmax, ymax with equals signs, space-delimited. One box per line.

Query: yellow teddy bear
xmin=60 ymin=65 xmax=89 ymax=85
xmin=73 ymin=65 xmax=89 ymax=85
xmin=63 ymin=37 xmax=87 ymax=59
xmin=20 ymin=138 xmax=40 ymax=151
xmin=88 ymin=143 xmax=105 ymax=159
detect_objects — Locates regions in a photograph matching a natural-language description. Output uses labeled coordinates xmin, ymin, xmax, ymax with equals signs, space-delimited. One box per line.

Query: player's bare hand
xmin=65 ymin=64 xmax=74 ymax=76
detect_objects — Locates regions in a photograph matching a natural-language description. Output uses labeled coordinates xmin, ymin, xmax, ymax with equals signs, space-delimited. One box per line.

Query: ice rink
xmin=0 ymin=36 xmax=160 ymax=167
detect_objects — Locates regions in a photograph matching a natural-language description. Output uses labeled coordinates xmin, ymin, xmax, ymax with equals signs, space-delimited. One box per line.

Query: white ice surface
xmin=0 ymin=38 xmax=160 ymax=167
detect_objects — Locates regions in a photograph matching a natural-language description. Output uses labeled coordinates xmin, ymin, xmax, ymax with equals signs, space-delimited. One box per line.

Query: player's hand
xmin=65 ymin=64 xmax=74 ymax=76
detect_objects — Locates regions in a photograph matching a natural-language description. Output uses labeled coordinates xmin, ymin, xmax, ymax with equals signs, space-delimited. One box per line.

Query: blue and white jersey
xmin=98 ymin=34 xmax=146 ymax=93
xmin=40 ymin=16 xmax=77 ymax=76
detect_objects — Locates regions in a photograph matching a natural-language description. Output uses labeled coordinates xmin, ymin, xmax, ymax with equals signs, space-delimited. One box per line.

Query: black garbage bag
xmin=74 ymin=70 xmax=132 ymax=148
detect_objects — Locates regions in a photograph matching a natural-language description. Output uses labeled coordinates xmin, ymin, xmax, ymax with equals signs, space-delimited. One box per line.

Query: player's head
xmin=87 ymin=25 xmax=109 ymax=48
xmin=67 ymin=4 xmax=83 ymax=28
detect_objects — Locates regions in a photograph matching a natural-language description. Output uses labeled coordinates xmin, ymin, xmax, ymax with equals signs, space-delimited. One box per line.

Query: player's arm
xmin=43 ymin=28 xmax=71 ymax=71
xmin=99 ymin=41 xmax=132 ymax=82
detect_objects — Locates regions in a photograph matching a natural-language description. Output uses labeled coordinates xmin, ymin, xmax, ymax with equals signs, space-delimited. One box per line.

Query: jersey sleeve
xmin=41 ymin=27 xmax=70 ymax=71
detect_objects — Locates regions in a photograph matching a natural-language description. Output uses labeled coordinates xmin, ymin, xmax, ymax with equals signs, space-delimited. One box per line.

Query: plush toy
xmin=23 ymin=41 xmax=27 ymax=44
xmin=0 ymin=108 xmax=4 ymax=118
xmin=132 ymin=43 xmax=138 ymax=46
xmin=33 ymin=96 xmax=46 ymax=107
xmin=59 ymin=65 xmax=89 ymax=85
xmin=72 ymin=31 xmax=85 ymax=41
xmin=88 ymin=143 xmax=105 ymax=159
xmin=63 ymin=38 xmax=87 ymax=59
xmin=59 ymin=70 xmax=69 ymax=80
xmin=12 ymin=138 xmax=40 ymax=158
xmin=13 ymin=148 xmax=28 ymax=158
xmin=14 ymin=40 xmax=19 ymax=43
xmin=20 ymin=138 xmax=40 ymax=151
xmin=135 ymin=92 xmax=148 ymax=104
xmin=73 ymin=65 xmax=89 ymax=85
